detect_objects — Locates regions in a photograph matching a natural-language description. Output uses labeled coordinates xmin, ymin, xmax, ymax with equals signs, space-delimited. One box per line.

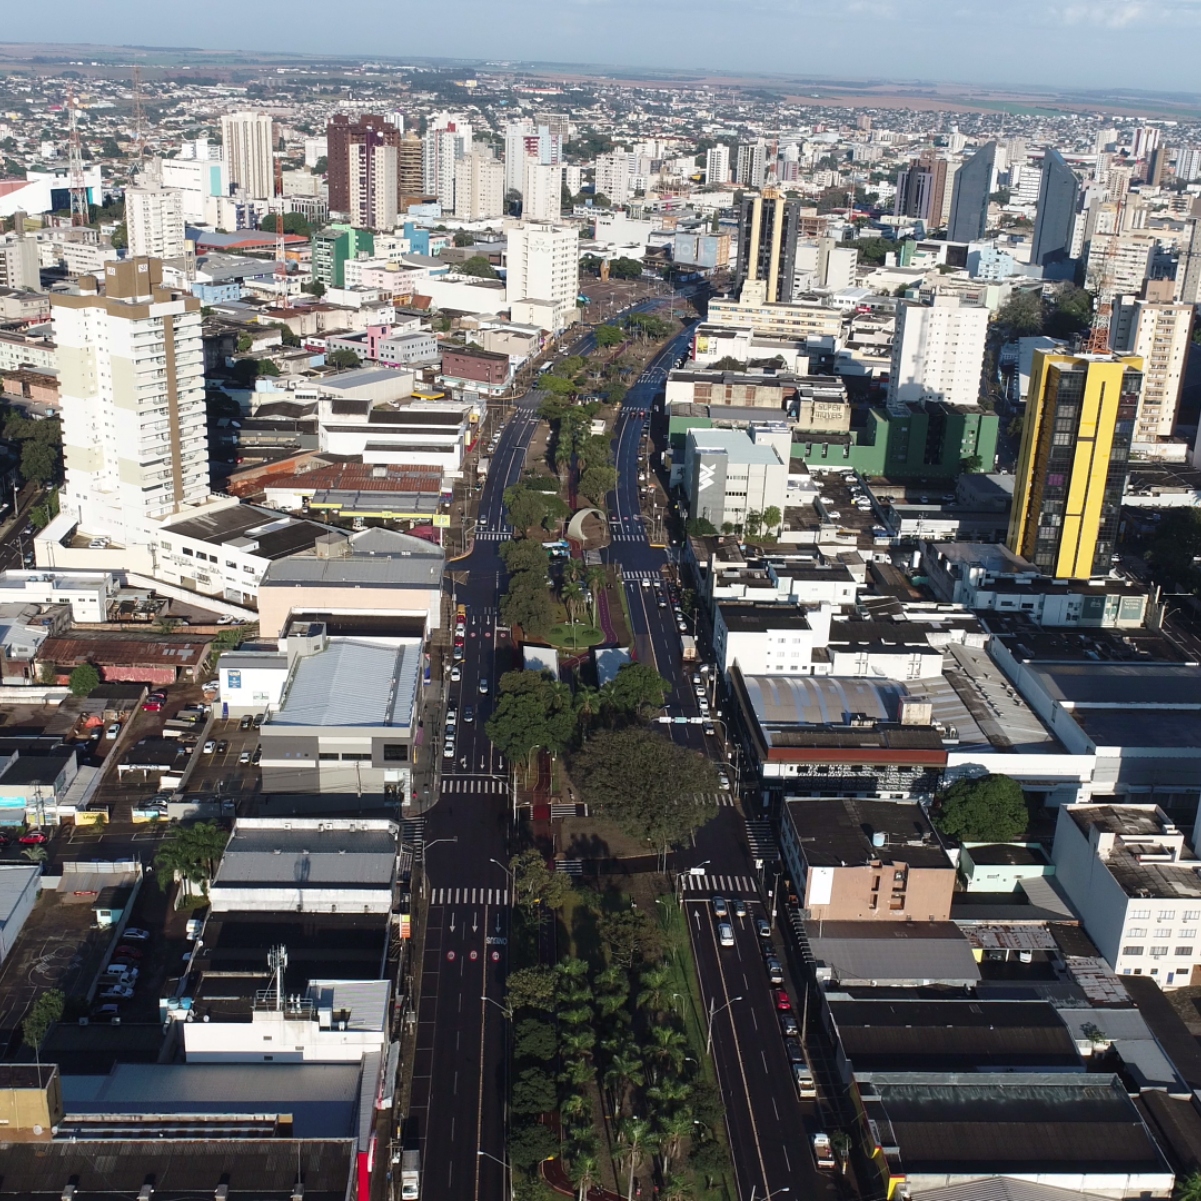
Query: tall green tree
xmin=68 ymin=664 xmax=100 ymax=696
xmin=511 ymin=849 xmax=573 ymax=912
xmin=22 ymin=989 xmax=64 ymax=1051
xmin=933 ymin=774 xmax=1029 ymax=842
xmin=154 ymin=822 xmax=230 ymax=897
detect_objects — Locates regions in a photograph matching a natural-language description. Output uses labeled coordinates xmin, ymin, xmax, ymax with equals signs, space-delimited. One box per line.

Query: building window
xmin=1176 ymin=947 xmax=1194 ymax=958
xmin=1154 ymin=928 xmax=1173 ymax=940
xmin=382 ymin=744 xmax=408 ymax=762
xmin=181 ymin=547 xmax=193 ymax=557
xmin=1122 ymin=946 xmax=1144 ymax=956
xmin=1126 ymin=928 xmax=1147 ymax=938
xmin=1150 ymin=946 xmax=1169 ymax=958
xmin=1182 ymin=929 xmax=1197 ymax=939
xmin=318 ymin=752 xmax=339 ymax=761
xmin=342 ymin=752 xmax=370 ymax=761
xmin=1184 ymin=910 xmax=1201 ymax=922
xmin=1129 ymin=909 xmax=1151 ymax=920
xmin=1161 ymin=910 xmax=1177 ymax=921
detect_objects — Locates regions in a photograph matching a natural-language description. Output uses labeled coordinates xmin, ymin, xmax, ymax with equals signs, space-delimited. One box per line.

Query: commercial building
xmin=53 ymin=257 xmax=209 ymax=547
xmin=439 ymin=346 xmax=511 ymax=397
xmin=735 ymin=190 xmax=802 ymax=304
xmin=894 ymin=151 xmax=948 ymax=226
xmin=312 ymin=226 xmax=375 ymax=290
xmin=258 ymin=631 xmax=422 ymax=798
xmin=1007 ymin=351 xmax=1143 ymax=579
xmin=889 ymin=295 xmax=988 ymax=408
xmin=454 ymin=145 xmax=504 ymax=220
xmin=780 ymin=797 xmax=956 ymax=922
xmin=219 ymin=112 xmax=275 ymax=200
xmin=208 ymin=816 xmax=400 ymax=913
xmin=505 ymin=222 xmax=579 ymax=332
xmin=706 ymin=294 xmax=843 ymax=342
xmin=0 ymin=865 xmax=39 ymax=963
xmin=682 ymin=426 xmax=788 ymax=532
xmin=423 ymin=123 xmax=470 ymax=211
xmin=1112 ymin=287 xmax=1193 ymax=445
xmin=124 ymin=186 xmax=186 ymax=261
xmin=398 ymin=131 xmax=424 ymax=198
xmin=1052 ymin=804 xmax=1201 ymax=988
xmin=255 ymin=526 xmax=443 ymax=641
xmin=158 ymin=151 xmax=229 ymax=224
xmin=947 ymin=140 xmax=996 ymax=244
xmin=1031 ymin=148 xmax=1081 ymax=268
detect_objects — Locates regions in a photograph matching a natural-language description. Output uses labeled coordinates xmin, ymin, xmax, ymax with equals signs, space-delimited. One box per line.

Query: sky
xmin=4 ymin=0 xmax=1200 ymax=95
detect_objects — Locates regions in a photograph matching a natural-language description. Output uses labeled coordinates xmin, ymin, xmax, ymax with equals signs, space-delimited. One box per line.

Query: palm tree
xmin=561 ymin=1091 xmax=592 ymax=1126
xmin=604 ymin=1052 xmax=644 ymax=1117
xmin=585 ymin=565 xmax=607 ymax=624
xmin=574 ymin=686 xmax=603 ymax=741
xmin=646 ymin=1076 xmax=691 ymax=1112
xmin=562 ymin=1056 xmax=593 ymax=1088
xmin=562 ymin=1028 xmax=597 ymax=1059
xmin=636 ymin=966 xmax=672 ymax=1014
xmin=562 ymin=581 xmax=586 ymax=631
xmin=1176 ymin=1172 xmax=1201 ymax=1201
xmin=615 ymin=1117 xmax=658 ymax=1201
xmin=646 ymin=1025 xmax=688 ymax=1080
xmin=21 ymin=845 xmax=48 ymax=864
xmin=656 ymin=1108 xmax=695 ymax=1173
xmin=570 ymin=1152 xmax=599 ymax=1201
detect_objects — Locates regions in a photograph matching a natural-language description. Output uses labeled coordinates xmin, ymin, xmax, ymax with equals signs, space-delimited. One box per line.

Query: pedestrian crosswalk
xmin=401 ymin=818 xmax=426 ymax=861
xmin=704 ymin=791 xmax=738 ymax=808
xmin=610 ymin=532 xmax=646 ymax=543
xmin=679 ymin=873 xmax=757 ymax=895
xmin=745 ymin=820 xmax=776 ymax=861
xmin=624 ymin=569 xmax=663 ymax=582
xmin=430 ymin=887 xmax=510 ymax=905
xmin=440 ymin=777 xmax=510 ymax=795
xmin=475 ymin=529 xmax=512 ymax=542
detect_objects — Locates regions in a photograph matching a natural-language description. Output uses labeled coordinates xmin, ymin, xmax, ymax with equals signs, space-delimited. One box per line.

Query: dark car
xmin=216 ymin=740 xmax=228 ymax=754
xmin=783 ymin=1037 xmax=805 ymax=1065
xmin=779 ymin=1012 xmax=799 ymax=1037
xmin=252 ymin=713 xmax=264 ymax=728
xmin=239 ymin=715 xmax=252 ymax=730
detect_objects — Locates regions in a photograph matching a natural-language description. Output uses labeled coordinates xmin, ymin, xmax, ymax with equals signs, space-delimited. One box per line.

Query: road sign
xmin=486 ymin=936 xmax=508 ymax=946
xmin=469 ymin=950 xmax=478 ymax=961
xmin=446 ymin=951 xmax=456 ymax=962
xmin=491 ymin=951 xmax=501 ymax=963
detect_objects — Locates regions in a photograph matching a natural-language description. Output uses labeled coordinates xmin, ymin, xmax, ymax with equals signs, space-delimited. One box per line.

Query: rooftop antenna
xmin=1083 ymin=195 xmax=1125 ymax=355
xmin=66 ymin=90 xmax=89 ymax=227
xmin=267 ymin=944 xmax=288 ymax=1011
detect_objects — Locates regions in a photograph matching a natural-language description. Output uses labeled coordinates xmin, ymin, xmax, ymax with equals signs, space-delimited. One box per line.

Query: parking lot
xmin=185 ymin=716 xmax=261 ymax=799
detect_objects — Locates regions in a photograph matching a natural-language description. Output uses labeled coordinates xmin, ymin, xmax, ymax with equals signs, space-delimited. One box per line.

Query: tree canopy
xmin=595 ymin=324 xmax=624 ymax=348
xmin=933 ymin=774 xmax=1029 ymax=842
xmin=485 ymin=670 xmax=575 ymax=765
xmin=22 ymin=989 xmax=64 ymax=1050
xmin=457 ymin=255 xmax=499 ymax=279
xmin=608 ymin=256 xmax=644 ymax=280
xmin=260 ymin=211 xmax=311 ymax=238
xmin=570 ymin=727 xmax=719 ymax=854
xmin=511 ymin=849 xmax=574 ymax=912
xmin=154 ymin=822 xmax=230 ymax=897
xmin=603 ymin=662 xmax=669 ymax=717
xmin=327 ymin=348 xmax=361 ymax=369
xmin=68 ymin=664 xmax=100 ymax=697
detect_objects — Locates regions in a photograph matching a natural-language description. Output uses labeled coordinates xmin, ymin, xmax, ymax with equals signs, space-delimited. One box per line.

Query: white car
xmin=450 ymin=666 xmax=461 ymax=682
xmin=203 ymin=740 xmax=216 ymax=754
xmin=100 ymin=984 xmax=135 ymax=1000
xmin=443 ymin=741 xmax=455 ymax=759
xmin=106 ymin=723 xmax=121 ymax=739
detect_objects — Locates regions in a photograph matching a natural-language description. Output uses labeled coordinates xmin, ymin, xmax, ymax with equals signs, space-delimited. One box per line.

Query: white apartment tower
xmin=219 ymin=112 xmax=275 ymax=200
xmin=736 ymin=141 xmax=768 ymax=190
xmin=0 ymin=233 xmax=41 ymax=292
xmin=423 ymin=119 xmax=472 ymax=211
xmin=888 ymin=295 xmax=989 ymax=409
xmin=454 ymin=146 xmax=505 ymax=220
xmin=349 ymin=140 xmax=398 ymax=231
xmin=594 ymin=152 xmax=632 ymax=206
xmin=125 ymin=186 xmax=187 ymax=260
xmin=705 ymin=145 xmax=731 ymax=186
xmin=503 ymin=121 xmax=563 ymax=200
xmin=506 ymin=223 xmax=578 ymax=328
xmin=1113 ymin=288 xmax=1193 ymax=444
xmin=521 ymin=159 xmax=563 ymax=223
xmin=53 ymin=258 xmax=209 ymax=546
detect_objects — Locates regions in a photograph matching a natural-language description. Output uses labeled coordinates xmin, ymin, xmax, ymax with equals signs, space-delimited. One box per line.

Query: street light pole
xmin=749 ymin=1188 xmax=791 ymax=1201
xmin=706 ymin=994 xmax=743 ymax=1056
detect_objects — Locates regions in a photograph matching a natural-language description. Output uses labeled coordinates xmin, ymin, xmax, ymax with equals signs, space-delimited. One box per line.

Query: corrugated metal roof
xmin=308 ymin=978 xmax=390 ymax=1031
xmin=272 ymin=638 xmax=420 ymax=727
xmin=807 ymin=922 xmax=981 ymax=984
xmin=216 ymin=827 xmax=396 ymax=887
xmin=0 ymin=864 xmax=39 ymax=923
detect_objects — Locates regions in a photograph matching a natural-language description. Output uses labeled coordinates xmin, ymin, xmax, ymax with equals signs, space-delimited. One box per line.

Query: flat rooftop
xmin=1026 ymin=661 xmax=1201 ymax=709
xmin=687 ymin=426 xmax=785 ymax=465
xmin=1066 ymin=805 xmax=1201 ymax=900
xmin=786 ymin=797 xmax=952 ymax=870
xmin=806 ymin=920 xmax=981 ymax=985
xmin=271 ymin=637 xmax=421 ymax=729
xmin=830 ymin=999 xmax=1079 ymax=1072
xmin=162 ymin=504 xmax=334 ymax=560
xmin=718 ymin=603 xmax=811 ymax=633
xmin=212 ymin=821 xmax=397 ymax=889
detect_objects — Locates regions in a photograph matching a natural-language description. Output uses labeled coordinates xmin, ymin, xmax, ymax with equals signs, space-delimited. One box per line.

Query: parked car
xmin=104 ymin=964 xmax=138 ymax=979
xmin=252 ymin=746 xmax=261 ymax=765
xmin=240 ymin=715 xmax=253 ymax=730
xmin=711 ymin=895 xmax=728 ymax=918
xmin=450 ymin=666 xmax=461 ymax=682
xmin=252 ymin=713 xmax=264 ymax=728
xmin=238 ymin=750 xmax=251 ymax=765
xmin=106 ymin=723 xmax=121 ymax=739
xmin=732 ymin=898 xmax=747 ymax=918
xmin=779 ymin=1012 xmax=799 ymax=1036
xmin=216 ymin=740 xmax=228 ymax=754
xmin=203 ymin=740 xmax=216 ymax=754
xmin=114 ymin=946 xmax=144 ymax=960
xmin=755 ymin=916 xmax=772 ymax=939
xmin=99 ymin=984 xmax=134 ymax=1001
xmin=88 ymin=1003 xmax=122 ymax=1024
xmin=773 ymin=989 xmax=792 ymax=1012
xmin=18 ymin=831 xmax=47 ymax=845
xmin=122 ymin=928 xmax=150 ymax=942
xmin=765 ymin=955 xmax=784 ymax=986
xmin=142 ymin=699 xmax=163 ymax=712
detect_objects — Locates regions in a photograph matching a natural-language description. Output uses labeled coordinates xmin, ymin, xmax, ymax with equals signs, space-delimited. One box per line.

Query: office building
xmin=53 ymin=258 xmax=208 ymax=546
xmin=454 ymin=145 xmax=504 ymax=220
xmin=1008 ymin=350 xmax=1143 ymax=579
xmin=325 ymin=114 xmax=402 ymax=219
xmin=0 ymin=232 xmax=40 ymax=292
xmin=1031 ymin=148 xmax=1080 ymax=268
xmin=894 ymin=151 xmax=948 ymax=225
xmin=1087 ymin=230 xmax=1157 ymax=298
xmin=594 ymin=152 xmax=632 ymax=206
xmin=1112 ymin=287 xmax=1193 ymax=443
xmin=705 ymin=144 xmax=730 ymax=186
xmin=1132 ymin=125 xmax=1160 ymax=163
xmin=398 ymin=132 xmax=424 ymax=199
xmin=521 ymin=159 xmax=562 ymax=223
xmin=947 ymin=140 xmax=996 ymax=243
xmin=505 ymin=222 xmax=578 ymax=331
xmin=125 ymin=186 xmax=186 ymax=260
xmin=219 ymin=112 xmax=275 ymax=200
xmin=682 ymin=426 xmax=788 ymax=531
xmin=736 ymin=141 xmax=768 ymax=190
xmin=734 ymin=189 xmax=802 ymax=304
xmin=889 ymin=295 xmax=988 ymax=408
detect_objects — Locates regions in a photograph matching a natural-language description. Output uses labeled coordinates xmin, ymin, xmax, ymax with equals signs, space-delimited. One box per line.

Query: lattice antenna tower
xmin=67 ymin=90 xmax=89 ymax=227
xmin=1083 ymin=195 xmax=1125 ymax=355
xmin=131 ymin=66 xmax=147 ymax=170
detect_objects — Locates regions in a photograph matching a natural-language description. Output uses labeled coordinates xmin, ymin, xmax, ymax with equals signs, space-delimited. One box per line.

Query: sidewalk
xmin=543 ymin=1158 xmax=625 ymax=1201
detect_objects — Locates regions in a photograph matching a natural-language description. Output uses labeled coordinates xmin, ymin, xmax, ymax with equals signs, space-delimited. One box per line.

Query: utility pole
xmin=131 ymin=66 xmax=147 ymax=172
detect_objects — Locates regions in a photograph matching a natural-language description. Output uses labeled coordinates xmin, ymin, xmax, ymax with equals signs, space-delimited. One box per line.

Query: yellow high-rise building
xmin=1008 ymin=351 xmax=1143 ymax=579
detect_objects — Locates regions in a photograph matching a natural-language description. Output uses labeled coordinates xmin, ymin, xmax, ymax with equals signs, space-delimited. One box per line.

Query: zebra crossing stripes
xmin=440 ymin=777 xmax=510 ymax=794
xmin=430 ymin=887 xmax=510 ymax=906
xmin=744 ymin=820 xmax=776 ymax=860
xmin=475 ymin=530 xmax=511 ymax=542
xmin=624 ymin=569 xmax=663 ymax=582
xmin=401 ymin=817 xmax=426 ymax=861
xmin=611 ymin=532 xmax=645 ymax=543
xmin=679 ymin=873 xmax=757 ymax=894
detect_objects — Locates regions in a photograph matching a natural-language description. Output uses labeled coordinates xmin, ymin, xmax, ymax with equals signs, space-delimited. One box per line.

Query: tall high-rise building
xmin=348 ymin=139 xmax=397 ymax=230
xmin=1031 ymin=149 xmax=1080 ymax=268
xmin=423 ymin=123 xmax=470 ymax=211
xmin=219 ymin=112 xmax=275 ymax=200
xmin=894 ymin=151 xmax=948 ymax=225
xmin=398 ymin=133 xmax=424 ymax=199
xmin=454 ymin=146 xmax=504 ymax=220
xmin=1112 ymin=285 xmax=1193 ymax=443
xmin=503 ymin=120 xmax=534 ymax=198
xmin=947 ymin=140 xmax=997 ymax=243
xmin=1132 ymin=126 xmax=1160 ymax=163
xmin=53 ymin=258 xmax=209 ymax=545
xmin=594 ymin=152 xmax=632 ymax=206
xmin=1147 ymin=146 xmax=1169 ymax=187
xmin=1008 ymin=350 xmax=1143 ymax=579
xmin=889 ymin=295 xmax=989 ymax=409
xmin=1176 ymin=148 xmax=1201 ymax=183
xmin=736 ymin=141 xmax=768 ymax=190
xmin=0 ymin=231 xmax=41 ymax=292
xmin=734 ymin=190 xmax=801 ymax=304
xmin=705 ymin=145 xmax=730 ymax=186
xmin=505 ymin=222 xmax=578 ymax=329
xmin=1176 ymin=211 xmax=1201 ymax=304
xmin=326 ymin=114 xmax=402 ymax=218
xmin=125 ymin=186 xmax=186 ymax=260
xmin=521 ymin=159 xmax=562 ymax=223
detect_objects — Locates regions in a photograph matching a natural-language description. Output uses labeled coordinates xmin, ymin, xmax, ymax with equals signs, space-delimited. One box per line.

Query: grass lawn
xmin=546 ymin=622 xmax=604 ymax=649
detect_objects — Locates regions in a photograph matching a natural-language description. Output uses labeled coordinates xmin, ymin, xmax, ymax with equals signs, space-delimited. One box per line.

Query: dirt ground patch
xmin=555 ymin=812 xmax=652 ymax=862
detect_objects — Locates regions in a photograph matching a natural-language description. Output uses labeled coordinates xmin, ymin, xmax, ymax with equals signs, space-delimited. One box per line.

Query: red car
xmin=142 ymin=700 xmax=163 ymax=712
xmin=114 ymin=946 xmax=144 ymax=960
xmin=773 ymin=989 xmax=792 ymax=1012
xmin=18 ymin=831 xmax=47 ymax=845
